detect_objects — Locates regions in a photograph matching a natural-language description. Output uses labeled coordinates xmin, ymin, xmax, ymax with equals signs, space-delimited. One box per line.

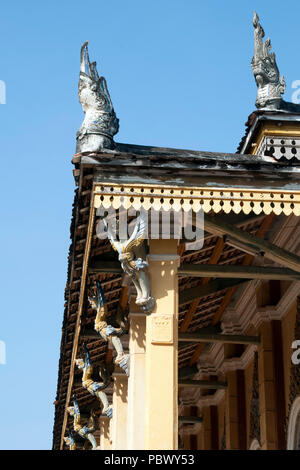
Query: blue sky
xmin=0 ymin=0 xmax=299 ymax=450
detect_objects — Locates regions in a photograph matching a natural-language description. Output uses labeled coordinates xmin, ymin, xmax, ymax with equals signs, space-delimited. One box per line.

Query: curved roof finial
xmin=76 ymin=42 xmax=119 ymax=153
xmin=251 ymin=12 xmax=286 ymax=110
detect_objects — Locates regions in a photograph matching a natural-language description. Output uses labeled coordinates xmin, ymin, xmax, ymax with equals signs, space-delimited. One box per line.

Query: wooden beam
xmin=180 ymin=237 xmax=225 ymax=332
xmin=178 ymin=365 xmax=198 ymax=378
xmin=81 ymin=329 xmax=99 ymax=339
xmin=189 ymin=214 xmax=276 ymax=365
xmin=179 ymin=416 xmax=203 ymax=424
xmin=179 ymin=264 xmax=300 ymax=281
xmin=179 ymin=278 xmax=248 ymax=305
xmin=179 ymin=331 xmax=260 ymax=345
xmin=88 ymin=261 xmax=122 ymax=274
xmin=178 ymin=379 xmax=227 ymax=389
xmin=204 ymin=214 xmax=300 ymax=273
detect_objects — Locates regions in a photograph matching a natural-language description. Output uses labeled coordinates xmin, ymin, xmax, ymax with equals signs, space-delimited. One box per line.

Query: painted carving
xmin=251 ymin=12 xmax=285 ymax=109
xmin=75 ymin=343 xmax=113 ymax=418
xmin=76 ymin=41 xmax=119 ymax=153
xmin=88 ymin=280 xmax=130 ymax=375
xmin=64 ymin=428 xmax=77 ymax=450
xmin=103 ymin=212 xmax=155 ymax=313
xmin=67 ymin=396 xmax=98 ymax=450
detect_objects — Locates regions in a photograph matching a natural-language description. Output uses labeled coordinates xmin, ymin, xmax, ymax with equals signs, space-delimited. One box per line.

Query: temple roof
xmin=53 ymin=138 xmax=300 ymax=448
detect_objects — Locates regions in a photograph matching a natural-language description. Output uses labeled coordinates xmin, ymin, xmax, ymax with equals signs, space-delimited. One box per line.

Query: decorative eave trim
xmin=240 ymin=115 xmax=300 ymax=155
xmin=94 ymin=183 xmax=300 ymax=216
xmin=252 ymin=121 xmax=300 ymax=156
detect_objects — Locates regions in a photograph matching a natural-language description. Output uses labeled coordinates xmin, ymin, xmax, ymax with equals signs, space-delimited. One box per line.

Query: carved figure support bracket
xmin=75 ymin=343 xmax=113 ymax=418
xmin=103 ymin=211 xmax=155 ymax=314
xmin=63 ymin=428 xmax=77 ymax=450
xmin=66 ymin=395 xmax=98 ymax=450
xmin=88 ymin=280 xmax=130 ymax=376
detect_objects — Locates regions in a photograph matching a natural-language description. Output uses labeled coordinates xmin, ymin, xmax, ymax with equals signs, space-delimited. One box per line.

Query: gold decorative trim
xmin=94 ymin=183 xmax=300 ymax=216
xmin=251 ymin=122 xmax=300 ymax=155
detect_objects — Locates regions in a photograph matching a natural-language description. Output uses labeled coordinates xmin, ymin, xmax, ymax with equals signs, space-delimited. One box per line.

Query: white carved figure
xmin=103 ymin=211 xmax=155 ymax=313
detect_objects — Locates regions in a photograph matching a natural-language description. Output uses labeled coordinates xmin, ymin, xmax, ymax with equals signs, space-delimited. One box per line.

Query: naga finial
xmin=251 ymin=12 xmax=286 ymax=109
xmin=75 ymin=343 xmax=113 ymax=418
xmin=67 ymin=395 xmax=98 ymax=450
xmin=76 ymin=41 xmax=119 ymax=153
xmin=88 ymin=280 xmax=130 ymax=375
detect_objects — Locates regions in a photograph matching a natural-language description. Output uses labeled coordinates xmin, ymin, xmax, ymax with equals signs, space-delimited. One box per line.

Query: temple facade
xmin=53 ymin=13 xmax=300 ymax=450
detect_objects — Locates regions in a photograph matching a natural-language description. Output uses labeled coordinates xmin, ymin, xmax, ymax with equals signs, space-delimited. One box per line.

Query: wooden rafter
xmin=178 ymin=379 xmax=227 ymax=389
xmin=179 ymin=330 xmax=260 ymax=345
xmin=189 ymin=214 xmax=276 ymax=365
xmin=180 ymin=278 xmax=248 ymax=305
xmin=180 ymin=237 xmax=225 ymax=332
xmin=179 ymin=264 xmax=300 ymax=281
xmin=204 ymin=214 xmax=300 ymax=272
xmin=179 ymin=416 xmax=203 ymax=424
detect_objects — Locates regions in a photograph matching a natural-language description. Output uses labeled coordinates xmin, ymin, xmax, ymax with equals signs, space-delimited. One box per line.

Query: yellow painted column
xmin=145 ymin=239 xmax=179 ymax=450
xmin=127 ymin=306 xmax=146 ymax=449
xmin=111 ymin=373 xmax=128 ymax=450
xmin=99 ymin=416 xmax=111 ymax=449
